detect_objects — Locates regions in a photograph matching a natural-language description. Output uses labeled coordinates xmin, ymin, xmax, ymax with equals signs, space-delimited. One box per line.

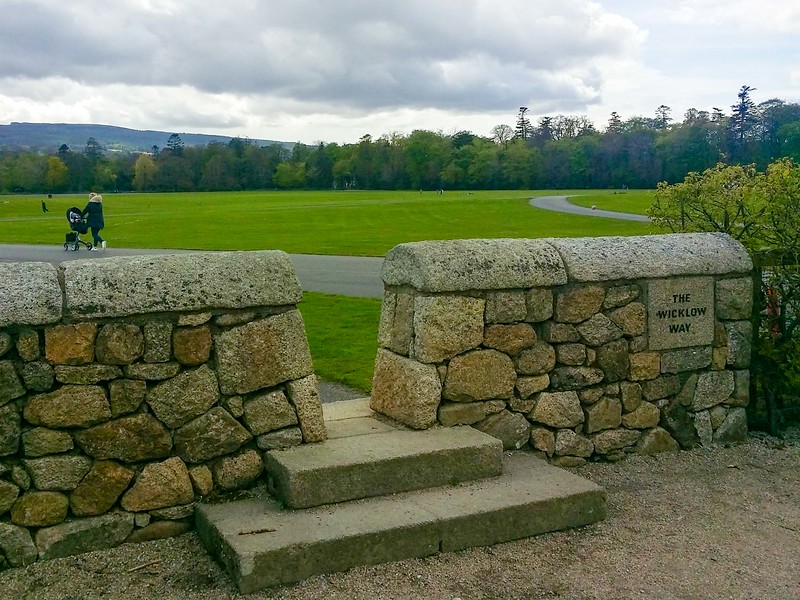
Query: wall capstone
xmin=63 ymin=251 xmax=302 ymax=319
xmin=543 ymin=233 xmax=752 ymax=282
xmin=381 ymin=238 xmax=568 ymax=292
xmin=0 ymin=262 xmax=62 ymax=327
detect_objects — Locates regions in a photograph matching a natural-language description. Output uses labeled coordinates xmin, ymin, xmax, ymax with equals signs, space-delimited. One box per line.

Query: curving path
xmin=0 ymin=195 xmax=647 ymax=298
xmin=530 ymin=195 xmax=650 ymax=222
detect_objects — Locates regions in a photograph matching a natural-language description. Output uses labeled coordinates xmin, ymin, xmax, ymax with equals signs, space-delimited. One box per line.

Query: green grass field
xmin=1 ymin=190 xmax=655 ymax=255
xmin=1 ymin=189 xmax=659 ymax=393
xmin=566 ymin=190 xmax=654 ymax=214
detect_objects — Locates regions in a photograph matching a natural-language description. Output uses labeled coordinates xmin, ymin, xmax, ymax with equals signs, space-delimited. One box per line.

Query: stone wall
xmin=372 ymin=234 xmax=753 ymax=465
xmin=0 ymin=251 xmax=325 ymax=567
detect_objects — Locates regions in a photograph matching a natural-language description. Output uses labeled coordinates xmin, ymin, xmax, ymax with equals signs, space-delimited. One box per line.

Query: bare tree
xmin=490 ymin=124 xmax=514 ymax=147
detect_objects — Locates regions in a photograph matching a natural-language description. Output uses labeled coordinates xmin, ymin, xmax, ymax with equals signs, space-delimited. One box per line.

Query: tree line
xmin=1 ymin=86 xmax=799 ymax=194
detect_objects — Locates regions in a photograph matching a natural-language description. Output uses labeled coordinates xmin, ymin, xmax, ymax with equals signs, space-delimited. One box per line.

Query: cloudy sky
xmin=0 ymin=0 xmax=797 ymax=144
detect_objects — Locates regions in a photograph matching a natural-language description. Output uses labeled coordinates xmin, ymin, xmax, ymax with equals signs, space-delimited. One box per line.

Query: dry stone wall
xmin=372 ymin=234 xmax=753 ymax=466
xmin=0 ymin=251 xmax=325 ymax=567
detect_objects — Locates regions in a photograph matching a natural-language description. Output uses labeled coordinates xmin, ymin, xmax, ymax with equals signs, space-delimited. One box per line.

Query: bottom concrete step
xmin=196 ymin=452 xmax=606 ymax=593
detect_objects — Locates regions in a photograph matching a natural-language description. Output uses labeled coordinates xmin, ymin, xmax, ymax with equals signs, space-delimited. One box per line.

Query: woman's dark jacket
xmin=81 ymin=201 xmax=104 ymax=229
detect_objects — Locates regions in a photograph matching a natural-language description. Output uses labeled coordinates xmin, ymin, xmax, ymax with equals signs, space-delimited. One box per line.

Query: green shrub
xmin=650 ymin=159 xmax=800 ymax=432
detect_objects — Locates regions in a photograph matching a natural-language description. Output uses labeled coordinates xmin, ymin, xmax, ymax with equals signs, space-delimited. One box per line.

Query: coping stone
xmin=544 ymin=233 xmax=752 ymax=282
xmin=381 ymin=239 xmax=567 ymax=292
xmin=62 ymin=251 xmax=302 ymax=319
xmin=0 ymin=261 xmax=62 ymax=327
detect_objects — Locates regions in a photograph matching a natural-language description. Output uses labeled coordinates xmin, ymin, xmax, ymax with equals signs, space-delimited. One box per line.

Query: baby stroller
xmin=64 ymin=207 xmax=93 ymax=251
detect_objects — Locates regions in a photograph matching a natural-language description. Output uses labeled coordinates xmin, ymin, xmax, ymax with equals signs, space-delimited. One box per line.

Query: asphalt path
xmin=530 ymin=195 xmax=651 ymax=222
xmin=0 ymin=244 xmax=385 ymax=299
xmin=0 ymin=196 xmax=648 ymax=298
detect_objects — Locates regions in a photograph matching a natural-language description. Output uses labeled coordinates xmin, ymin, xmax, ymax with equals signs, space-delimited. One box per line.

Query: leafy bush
xmin=649 ymin=159 xmax=800 ymax=432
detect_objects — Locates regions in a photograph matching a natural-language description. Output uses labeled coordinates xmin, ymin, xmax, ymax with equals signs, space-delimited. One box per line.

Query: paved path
xmin=0 ymin=244 xmax=385 ymax=299
xmin=530 ymin=195 xmax=651 ymax=222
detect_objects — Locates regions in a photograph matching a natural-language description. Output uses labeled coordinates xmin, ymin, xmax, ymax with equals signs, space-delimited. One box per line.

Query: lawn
xmin=1 ymin=189 xmax=660 ymax=393
xmin=298 ymin=292 xmax=382 ymax=392
xmin=1 ymin=189 xmax=655 ymax=256
xmin=566 ymin=190 xmax=655 ymax=214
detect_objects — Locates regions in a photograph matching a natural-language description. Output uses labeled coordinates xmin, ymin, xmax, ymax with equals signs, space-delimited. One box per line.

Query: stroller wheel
xmin=63 ymin=243 xmax=68 ymax=251
xmin=72 ymin=243 xmax=79 ymax=251
xmin=86 ymin=243 xmax=93 ymax=251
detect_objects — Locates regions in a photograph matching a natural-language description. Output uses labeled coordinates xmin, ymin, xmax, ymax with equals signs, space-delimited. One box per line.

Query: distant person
xmin=81 ymin=192 xmax=106 ymax=250
xmin=41 ymin=194 xmax=51 ymax=212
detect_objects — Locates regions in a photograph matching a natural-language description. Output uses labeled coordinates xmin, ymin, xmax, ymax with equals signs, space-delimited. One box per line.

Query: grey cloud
xmin=0 ymin=0 xmax=642 ymax=113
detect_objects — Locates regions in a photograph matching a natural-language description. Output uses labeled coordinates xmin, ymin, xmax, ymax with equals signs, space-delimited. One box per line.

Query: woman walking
xmin=81 ymin=192 xmax=106 ymax=250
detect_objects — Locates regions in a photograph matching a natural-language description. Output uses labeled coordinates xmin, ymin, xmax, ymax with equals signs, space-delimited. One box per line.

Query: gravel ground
xmin=1 ymin=429 xmax=798 ymax=600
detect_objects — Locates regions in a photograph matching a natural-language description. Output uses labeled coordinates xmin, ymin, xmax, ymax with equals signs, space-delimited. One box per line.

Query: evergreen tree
xmin=514 ymin=107 xmax=533 ymax=140
xmin=166 ymin=133 xmax=185 ymax=156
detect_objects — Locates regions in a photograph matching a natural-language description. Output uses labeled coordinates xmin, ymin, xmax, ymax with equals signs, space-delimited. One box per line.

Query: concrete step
xmin=196 ymin=452 xmax=607 ymax=593
xmin=322 ymin=397 xmax=396 ymax=440
xmin=263 ymin=425 xmax=503 ymax=509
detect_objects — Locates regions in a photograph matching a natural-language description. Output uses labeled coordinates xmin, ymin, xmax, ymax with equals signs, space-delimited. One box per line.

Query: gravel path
xmin=1 ymin=429 xmax=797 ymax=600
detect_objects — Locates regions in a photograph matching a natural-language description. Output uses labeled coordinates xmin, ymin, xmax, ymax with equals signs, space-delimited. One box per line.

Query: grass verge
xmin=298 ymin=292 xmax=381 ymax=392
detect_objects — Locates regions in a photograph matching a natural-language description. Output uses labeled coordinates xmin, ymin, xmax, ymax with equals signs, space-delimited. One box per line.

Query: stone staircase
xmin=195 ymin=399 xmax=607 ymax=594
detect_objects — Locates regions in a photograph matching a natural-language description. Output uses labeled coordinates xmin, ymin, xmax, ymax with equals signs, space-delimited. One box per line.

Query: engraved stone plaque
xmin=648 ymin=277 xmax=714 ymax=350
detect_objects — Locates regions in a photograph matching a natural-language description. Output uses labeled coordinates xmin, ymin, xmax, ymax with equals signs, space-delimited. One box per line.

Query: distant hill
xmin=0 ymin=122 xmax=294 ymax=153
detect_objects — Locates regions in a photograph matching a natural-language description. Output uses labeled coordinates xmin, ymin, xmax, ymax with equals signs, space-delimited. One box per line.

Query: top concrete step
xmin=264 ymin=425 xmax=503 ymax=509
xmin=322 ymin=397 xmax=396 ymax=439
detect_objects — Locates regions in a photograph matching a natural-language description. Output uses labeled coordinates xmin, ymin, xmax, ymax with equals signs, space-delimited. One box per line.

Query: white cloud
xmin=665 ymin=0 xmax=800 ymax=32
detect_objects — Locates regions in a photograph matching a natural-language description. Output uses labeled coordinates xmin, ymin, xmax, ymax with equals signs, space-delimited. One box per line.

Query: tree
xmin=655 ymin=105 xmax=672 ymax=129
xmin=8 ymin=153 xmax=48 ymax=192
xmin=44 ymin=156 xmax=69 ymax=192
xmin=550 ymin=115 xmax=594 ymax=139
xmin=465 ymin=138 xmax=500 ymax=188
xmin=404 ymin=129 xmax=449 ymax=189
xmin=727 ymin=85 xmax=758 ymax=162
xmin=273 ymin=161 xmax=306 ymax=189
xmin=778 ymin=121 xmax=800 ymax=161
xmin=154 ymin=151 xmax=194 ymax=191
xmin=239 ymin=144 xmax=279 ymax=189
xmin=490 ymin=124 xmax=514 ymax=147
xmin=84 ymin=137 xmax=104 ymax=163
xmin=606 ymin=111 xmax=623 ymax=134
xmin=92 ymin=162 xmax=117 ymax=191
xmin=514 ymin=107 xmax=533 ymax=141
xmin=532 ymin=116 xmax=554 ymax=146
xmin=761 ymin=158 xmax=800 ymax=249
xmin=166 ymin=133 xmax=184 ymax=156
xmin=133 ymin=154 xmax=158 ymax=191
xmin=729 ymin=85 xmax=758 ymax=142
xmin=499 ymin=139 xmax=536 ymax=188
xmin=306 ymin=143 xmax=334 ymax=189
xmin=451 ymin=130 xmax=477 ymax=149
xmin=755 ymin=99 xmax=800 ymax=162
